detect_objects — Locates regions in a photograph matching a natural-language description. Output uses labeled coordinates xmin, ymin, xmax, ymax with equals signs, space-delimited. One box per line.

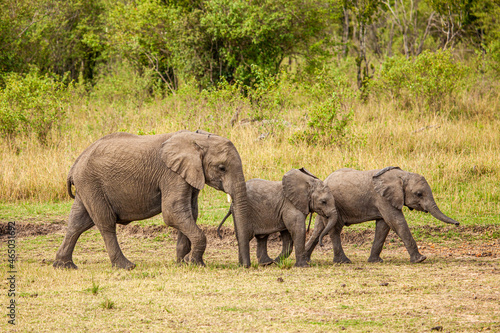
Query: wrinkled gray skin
xmin=305 ymin=167 xmax=460 ymax=264
xmin=53 ymin=130 xmax=250 ymax=270
xmin=217 ymin=168 xmax=338 ymax=267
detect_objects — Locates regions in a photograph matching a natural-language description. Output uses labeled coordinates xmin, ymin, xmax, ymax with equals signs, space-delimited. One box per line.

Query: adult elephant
xmin=305 ymin=167 xmax=459 ymax=264
xmin=53 ymin=130 xmax=250 ymax=270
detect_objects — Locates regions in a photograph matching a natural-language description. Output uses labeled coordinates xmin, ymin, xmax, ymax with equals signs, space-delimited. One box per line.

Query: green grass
xmin=0 ymin=201 xmax=72 ymax=221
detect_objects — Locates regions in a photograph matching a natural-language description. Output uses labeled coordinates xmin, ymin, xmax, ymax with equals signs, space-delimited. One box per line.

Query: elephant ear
xmin=194 ymin=129 xmax=214 ymax=136
xmin=298 ymin=167 xmax=319 ymax=179
xmin=160 ymin=132 xmax=206 ymax=190
xmin=282 ymin=168 xmax=314 ymax=215
xmin=372 ymin=166 xmax=404 ymax=210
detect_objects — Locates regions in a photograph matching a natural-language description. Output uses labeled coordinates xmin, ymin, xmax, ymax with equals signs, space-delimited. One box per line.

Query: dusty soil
xmin=1 ymin=220 xmax=498 ymax=259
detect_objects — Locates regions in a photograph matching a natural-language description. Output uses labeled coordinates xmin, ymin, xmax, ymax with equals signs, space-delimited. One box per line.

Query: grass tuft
xmin=100 ymin=298 xmax=115 ymax=310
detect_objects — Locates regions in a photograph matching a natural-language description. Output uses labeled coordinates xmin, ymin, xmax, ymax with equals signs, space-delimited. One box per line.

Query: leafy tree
xmin=0 ymin=0 xmax=106 ymax=82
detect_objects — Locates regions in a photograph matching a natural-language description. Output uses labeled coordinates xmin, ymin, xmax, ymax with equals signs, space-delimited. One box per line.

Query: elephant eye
xmin=416 ymin=192 xmax=423 ymax=197
xmin=320 ymin=199 xmax=327 ymax=205
xmin=218 ymin=164 xmax=226 ymax=172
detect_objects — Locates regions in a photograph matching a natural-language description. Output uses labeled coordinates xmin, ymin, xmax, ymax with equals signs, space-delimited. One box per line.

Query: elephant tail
xmin=67 ymin=176 xmax=75 ymax=199
xmin=67 ymin=153 xmax=84 ymax=199
xmin=306 ymin=213 xmax=313 ymax=232
xmin=217 ymin=209 xmax=233 ymax=239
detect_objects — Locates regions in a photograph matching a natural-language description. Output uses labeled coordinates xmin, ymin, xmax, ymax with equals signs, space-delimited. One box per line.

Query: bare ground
xmin=1 ymin=220 xmax=498 ymax=260
xmin=2 ymin=220 xmax=499 ymax=332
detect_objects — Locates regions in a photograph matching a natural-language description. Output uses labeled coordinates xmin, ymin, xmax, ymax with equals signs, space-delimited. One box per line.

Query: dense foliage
xmin=0 ymin=0 xmax=499 ymax=145
xmin=2 ymin=0 xmax=500 ymax=84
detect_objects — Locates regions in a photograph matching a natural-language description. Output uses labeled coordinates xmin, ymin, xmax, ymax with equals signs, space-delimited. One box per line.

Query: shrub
xmin=245 ymin=65 xmax=294 ymax=122
xmin=372 ymin=50 xmax=467 ymax=113
xmin=90 ymin=60 xmax=156 ymax=108
xmin=0 ymin=68 xmax=70 ymax=144
xmin=291 ymin=93 xmax=353 ymax=147
xmin=291 ymin=70 xmax=355 ymax=148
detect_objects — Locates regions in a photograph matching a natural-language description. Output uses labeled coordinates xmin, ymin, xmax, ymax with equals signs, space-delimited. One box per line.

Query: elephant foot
xmin=185 ymin=254 xmax=206 ymax=267
xmin=367 ymin=256 xmax=384 ymax=263
xmin=259 ymin=259 xmax=275 ymax=266
xmin=294 ymin=261 xmax=310 ymax=268
xmin=53 ymin=259 xmax=78 ymax=270
xmin=410 ymin=254 xmax=427 ymax=263
xmin=333 ymin=256 xmax=352 ymax=264
xmin=177 ymin=254 xmax=206 ymax=267
xmin=112 ymin=258 xmax=136 ymax=270
xmin=302 ymin=250 xmax=313 ymax=263
xmin=191 ymin=259 xmax=206 ymax=267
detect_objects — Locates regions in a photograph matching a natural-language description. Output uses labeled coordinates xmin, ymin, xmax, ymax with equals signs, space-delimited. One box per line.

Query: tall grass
xmin=0 ymin=61 xmax=499 ymax=220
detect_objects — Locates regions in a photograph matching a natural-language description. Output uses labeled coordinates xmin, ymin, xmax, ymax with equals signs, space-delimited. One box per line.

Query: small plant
xmin=91 ymin=280 xmax=100 ymax=295
xmin=100 ymin=298 xmax=115 ymax=310
xmin=276 ymin=257 xmax=294 ymax=270
xmin=290 ymin=92 xmax=353 ymax=148
xmin=85 ymin=277 xmax=100 ymax=295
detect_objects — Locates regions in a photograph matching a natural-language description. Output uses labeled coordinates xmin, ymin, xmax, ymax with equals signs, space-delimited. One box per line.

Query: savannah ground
xmin=0 ymin=208 xmax=499 ymax=332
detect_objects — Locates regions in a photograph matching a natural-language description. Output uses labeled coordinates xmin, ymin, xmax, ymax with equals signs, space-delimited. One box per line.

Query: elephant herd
xmin=53 ymin=130 xmax=459 ymax=270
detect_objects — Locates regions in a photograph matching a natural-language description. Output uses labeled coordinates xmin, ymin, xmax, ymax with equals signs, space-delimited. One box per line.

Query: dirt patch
xmin=1 ymin=221 xmax=499 ymax=259
xmin=0 ymin=221 xmax=64 ymax=239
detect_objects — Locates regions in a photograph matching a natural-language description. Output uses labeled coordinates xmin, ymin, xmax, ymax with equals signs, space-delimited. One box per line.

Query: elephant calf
xmin=305 ymin=166 xmax=460 ymax=264
xmin=217 ymin=168 xmax=338 ymax=267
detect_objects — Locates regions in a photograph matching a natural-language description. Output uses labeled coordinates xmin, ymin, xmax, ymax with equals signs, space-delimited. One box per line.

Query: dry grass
xmin=1 ymin=226 xmax=499 ymax=332
xmin=1 ymin=91 xmax=499 ymax=220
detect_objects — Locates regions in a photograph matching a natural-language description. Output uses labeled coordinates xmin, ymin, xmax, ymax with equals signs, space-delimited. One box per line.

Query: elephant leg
xmin=78 ymin=191 xmax=135 ymax=270
xmin=256 ymin=235 xmax=274 ymax=266
xmin=170 ymin=221 xmax=206 ymax=266
xmin=304 ymin=215 xmax=325 ymax=262
xmin=368 ymin=219 xmax=390 ymax=263
xmin=382 ymin=211 xmax=426 ymax=263
xmin=53 ymin=197 xmax=95 ymax=269
xmin=162 ymin=188 xmax=206 ymax=266
xmin=176 ymin=232 xmax=192 ymax=264
xmin=96 ymin=222 xmax=136 ymax=270
xmin=283 ymin=212 xmax=309 ymax=268
xmin=275 ymin=230 xmax=293 ymax=263
xmin=175 ymin=188 xmax=199 ymax=263
xmin=330 ymin=224 xmax=351 ymax=264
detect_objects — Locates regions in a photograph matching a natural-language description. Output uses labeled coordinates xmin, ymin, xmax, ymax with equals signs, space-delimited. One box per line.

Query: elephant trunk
xmin=318 ymin=210 xmax=339 ymax=247
xmin=427 ymin=202 xmax=460 ymax=226
xmin=229 ymin=177 xmax=252 ymax=267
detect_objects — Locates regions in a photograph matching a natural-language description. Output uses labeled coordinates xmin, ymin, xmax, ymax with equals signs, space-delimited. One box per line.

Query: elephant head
xmin=283 ymin=168 xmax=338 ymax=225
xmin=372 ymin=166 xmax=459 ymax=226
xmin=161 ymin=131 xmax=250 ymax=260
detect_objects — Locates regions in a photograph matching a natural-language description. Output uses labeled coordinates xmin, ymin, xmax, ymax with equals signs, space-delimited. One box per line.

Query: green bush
xmin=90 ymin=60 xmax=157 ymax=108
xmin=291 ymin=92 xmax=353 ymax=147
xmin=372 ymin=50 xmax=466 ymax=113
xmin=484 ymin=40 xmax=500 ymax=76
xmin=0 ymin=68 xmax=70 ymax=144
xmin=290 ymin=69 xmax=355 ymax=148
